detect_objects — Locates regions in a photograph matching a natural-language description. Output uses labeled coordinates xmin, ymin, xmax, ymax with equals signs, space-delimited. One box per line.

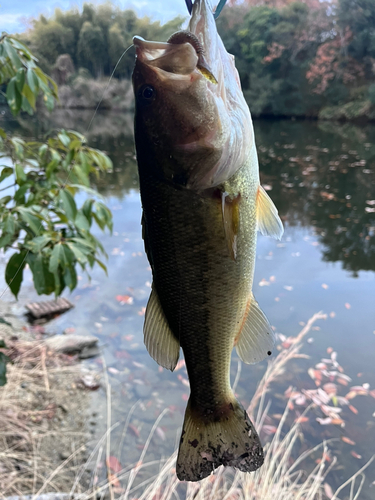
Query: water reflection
xmin=6 ymin=109 xmax=374 ymax=274
xmin=254 ymin=120 xmax=375 ymax=275
xmin=2 ymin=109 xmax=375 ymax=496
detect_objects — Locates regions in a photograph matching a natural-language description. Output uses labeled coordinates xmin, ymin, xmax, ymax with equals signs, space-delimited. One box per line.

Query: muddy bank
xmin=0 ymin=300 xmax=100 ymax=497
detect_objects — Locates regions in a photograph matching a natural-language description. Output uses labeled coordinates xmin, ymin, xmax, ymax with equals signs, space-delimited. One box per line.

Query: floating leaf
xmin=106 ymin=456 xmax=122 ymax=473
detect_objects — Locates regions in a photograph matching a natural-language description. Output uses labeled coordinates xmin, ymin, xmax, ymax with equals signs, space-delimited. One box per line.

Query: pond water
xmin=1 ymin=109 xmax=375 ymax=496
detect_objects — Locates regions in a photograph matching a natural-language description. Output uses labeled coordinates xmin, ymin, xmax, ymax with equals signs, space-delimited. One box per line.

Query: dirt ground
xmin=0 ymin=300 xmax=100 ymax=498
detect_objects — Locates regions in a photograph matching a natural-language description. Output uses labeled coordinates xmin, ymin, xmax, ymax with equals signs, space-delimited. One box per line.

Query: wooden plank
xmin=26 ymin=297 xmax=74 ymax=318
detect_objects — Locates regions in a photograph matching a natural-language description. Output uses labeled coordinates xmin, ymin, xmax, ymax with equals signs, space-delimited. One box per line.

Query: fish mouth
xmin=133 ymin=32 xmax=217 ymax=83
xmin=133 ymin=35 xmax=199 ymax=78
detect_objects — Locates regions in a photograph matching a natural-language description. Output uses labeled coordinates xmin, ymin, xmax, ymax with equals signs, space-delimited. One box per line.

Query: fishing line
xmin=0 ymin=44 xmax=135 ymax=300
xmin=86 ymin=43 xmax=135 ymax=134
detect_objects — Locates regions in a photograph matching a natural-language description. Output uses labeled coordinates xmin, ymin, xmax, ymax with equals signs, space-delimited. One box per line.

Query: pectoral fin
xmin=256 ymin=185 xmax=283 ymax=240
xmin=222 ymin=192 xmax=240 ymax=261
xmin=144 ymin=286 xmax=180 ymax=371
xmin=235 ymin=293 xmax=275 ymax=364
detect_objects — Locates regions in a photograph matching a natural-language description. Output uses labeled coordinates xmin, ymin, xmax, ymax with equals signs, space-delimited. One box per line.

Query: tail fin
xmin=176 ymin=396 xmax=263 ymax=481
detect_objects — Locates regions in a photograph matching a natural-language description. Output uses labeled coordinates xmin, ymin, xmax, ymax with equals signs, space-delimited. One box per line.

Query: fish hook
xmin=185 ymin=0 xmax=228 ymax=19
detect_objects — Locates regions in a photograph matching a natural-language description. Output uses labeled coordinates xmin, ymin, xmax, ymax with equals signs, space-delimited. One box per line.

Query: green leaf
xmin=15 ymin=68 xmax=26 ymax=93
xmin=62 ymin=149 xmax=74 ymax=169
xmin=21 ymin=95 xmax=34 ymax=115
xmin=0 ymin=196 xmax=12 ymax=206
xmin=22 ymin=83 xmax=36 ymax=109
xmin=27 ymin=68 xmax=39 ymax=93
xmin=17 ymin=207 xmax=41 ymax=235
xmin=33 ymin=66 xmax=49 ymax=87
xmin=27 ymin=253 xmax=55 ymax=295
xmin=4 ymin=214 xmax=16 ymax=234
xmin=0 ymin=129 xmax=6 ymax=140
xmin=25 ymin=234 xmax=52 ymax=253
xmin=0 ymin=167 xmax=13 ymax=184
xmin=59 ymin=189 xmax=77 ymax=221
xmin=74 ymin=211 xmax=90 ymax=231
xmin=49 ymin=243 xmax=66 ymax=275
xmin=58 ymin=132 xmax=71 ymax=148
xmin=5 ymin=251 xmax=27 ymax=298
xmin=38 ymin=144 xmax=48 ymax=159
xmin=71 ymin=166 xmax=90 ymax=187
xmin=15 ymin=164 xmax=27 ymax=185
xmin=3 ymin=38 xmax=22 ymax=70
xmin=0 ymin=319 xmax=11 ymax=327
xmin=0 ymin=233 xmax=12 ymax=248
xmin=70 ymin=184 xmax=103 ymax=198
xmin=62 ymin=243 xmax=75 ymax=266
xmin=71 ymin=237 xmax=96 ymax=251
xmin=6 ymin=79 xmax=22 ymax=115
xmin=94 ymin=258 xmax=108 ymax=276
xmin=64 ymin=265 xmax=77 ymax=291
xmin=14 ymin=184 xmax=28 ymax=203
xmin=10 ymin=138 xmax=24 ymax=159
xmin=67 ymin=242 xmax=88 ymax=266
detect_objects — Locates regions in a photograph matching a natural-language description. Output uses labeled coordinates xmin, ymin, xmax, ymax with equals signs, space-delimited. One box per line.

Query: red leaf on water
xmin=324 ymin=483 xmax=334 ymax=499
xmin=341 ymin=436 xmax=356 ymax=445
xmin=295 ymin=416 xmax=309 ymax=424
xmin=348 ymin=405 xmax=358 ymax=414
xmin=175 ymin=359 xmax=186 ymax=371
xmin=106 ymin=456 xmax=122 ymax=473
xmin=116 ymin=295 xmax=134 ymax=305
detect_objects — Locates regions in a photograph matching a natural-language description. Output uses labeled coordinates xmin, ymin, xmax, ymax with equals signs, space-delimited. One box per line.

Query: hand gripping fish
xmin=132 ymin=0 xmax=283 ymax=482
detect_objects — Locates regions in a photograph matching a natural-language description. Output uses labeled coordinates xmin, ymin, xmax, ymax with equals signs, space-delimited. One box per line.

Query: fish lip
xmin=133 ymin=36 xmax=170 ymax=63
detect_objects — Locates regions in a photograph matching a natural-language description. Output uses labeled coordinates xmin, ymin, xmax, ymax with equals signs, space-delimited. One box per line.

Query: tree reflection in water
xmin=3 ymin=110 xmax=375 ymax=275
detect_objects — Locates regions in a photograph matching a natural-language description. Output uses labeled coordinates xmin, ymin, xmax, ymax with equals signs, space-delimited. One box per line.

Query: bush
xmin=0 ymin=35 xmax=113 ymax=298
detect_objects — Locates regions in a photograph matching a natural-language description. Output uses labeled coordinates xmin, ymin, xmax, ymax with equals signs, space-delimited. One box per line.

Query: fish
xmin=132 ymin=0 xmax=283 ymax=482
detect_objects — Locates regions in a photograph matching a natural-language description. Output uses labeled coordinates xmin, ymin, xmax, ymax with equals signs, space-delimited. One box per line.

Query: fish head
xmin=132 ymin=0 xmax=254 ymax=190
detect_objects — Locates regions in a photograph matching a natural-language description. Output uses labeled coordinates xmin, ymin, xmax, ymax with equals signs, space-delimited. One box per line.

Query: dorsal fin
xmin=235 ymin=293 xmax=275 ymax=364
xmin=256 ymin=185 xmax=283 ymax=240
xmin=144 ymin=286 xmax=180 ymax=371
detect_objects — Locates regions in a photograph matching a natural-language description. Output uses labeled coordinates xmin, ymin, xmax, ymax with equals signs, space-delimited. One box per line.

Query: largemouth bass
xmin=132 ymin=0 xmax=283 ymax=482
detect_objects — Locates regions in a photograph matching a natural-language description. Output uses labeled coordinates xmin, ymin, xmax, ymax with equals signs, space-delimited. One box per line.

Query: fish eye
xmin=138 ymin=85 xmax=156 ymax=105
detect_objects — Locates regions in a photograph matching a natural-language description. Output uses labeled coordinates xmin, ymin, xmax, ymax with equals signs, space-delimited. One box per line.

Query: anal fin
xmin=256 ymin=185 xmax=283 ymax=240
xmin=235 ymin=293 xmax=275 ymax=364
xmin=144 ymin=286 xmax=180 ymax=371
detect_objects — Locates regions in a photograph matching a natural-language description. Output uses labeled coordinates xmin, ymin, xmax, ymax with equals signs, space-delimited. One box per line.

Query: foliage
xmin=222 ymin=0 xmax=375 ymax=118
xmin=0 ymin=34 xmax=58 ymax=114
xmin=21 ymin=3 xmax=184 ymax=79
xmin=0 ymin=34 xmax=113 ymax=298
xmin=8 ymin=0 xmax=375 ymax=119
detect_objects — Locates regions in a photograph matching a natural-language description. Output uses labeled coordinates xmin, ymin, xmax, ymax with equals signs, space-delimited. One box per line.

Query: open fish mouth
xmin=133 ymin=32 xmax=217 ymax=83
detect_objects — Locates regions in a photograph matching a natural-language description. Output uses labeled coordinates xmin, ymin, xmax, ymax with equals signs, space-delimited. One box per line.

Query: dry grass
xmin=1 ymin=314 xmax=373 ymax=500
xmin=0 ymin=340 xmax=91 ymax=498
xmin=64 ymin=312 xmax=373 ymax=500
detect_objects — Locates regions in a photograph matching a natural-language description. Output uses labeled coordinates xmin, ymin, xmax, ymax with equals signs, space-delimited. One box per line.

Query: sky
xmin=0 ymin=0 xmax=190 ymax=34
